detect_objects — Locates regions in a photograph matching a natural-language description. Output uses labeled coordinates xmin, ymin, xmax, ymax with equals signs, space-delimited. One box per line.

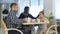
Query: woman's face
xmin=28 ymin=9 xmax=29 ymax=13
xmin=26 ymin=9 xmax=29 ymax=14
xmin=39 ymin=13 xmax=44 ymax=18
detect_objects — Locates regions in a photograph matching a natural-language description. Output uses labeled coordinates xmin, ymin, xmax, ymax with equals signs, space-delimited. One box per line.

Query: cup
xmin=36 ymin=18 xmax=40 ymax=22
xmin=27 ymin=18 xmax=31 ymax=22
xmin=31 ymin=19 xmax=36 ymax=22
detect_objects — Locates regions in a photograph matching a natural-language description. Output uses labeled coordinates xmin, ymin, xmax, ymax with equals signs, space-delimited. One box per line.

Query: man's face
xmin=11 ymin=5 xmax=18 ymax=12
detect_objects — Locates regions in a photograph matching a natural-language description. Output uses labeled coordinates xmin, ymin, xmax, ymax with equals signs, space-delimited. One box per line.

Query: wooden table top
xmin=23 ymin=22 xmax=49 ymax=25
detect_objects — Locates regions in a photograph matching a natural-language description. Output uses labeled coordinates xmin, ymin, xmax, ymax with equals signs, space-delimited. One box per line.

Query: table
xmin=22 ymin=22 xmax=49 ymax=34
xmin=23 ymin=22 xmax=49 ymax=25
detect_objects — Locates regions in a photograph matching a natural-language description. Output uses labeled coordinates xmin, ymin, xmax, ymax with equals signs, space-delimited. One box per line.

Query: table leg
xmin=31 ymin=25 xmax=38 ymax=34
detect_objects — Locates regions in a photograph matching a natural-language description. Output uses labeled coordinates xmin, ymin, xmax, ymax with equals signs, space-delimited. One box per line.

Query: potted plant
xmin=46 ymin=13 xmax=55 ymax=28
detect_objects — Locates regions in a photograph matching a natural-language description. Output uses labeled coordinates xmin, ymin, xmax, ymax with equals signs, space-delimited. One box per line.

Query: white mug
xmin=27 ymin=18 xmax=31 ymax=22
xmin=31 ymin=19 xmax=36 ymax=22
xmin=36 ymin=18 xmax=40 ymax=22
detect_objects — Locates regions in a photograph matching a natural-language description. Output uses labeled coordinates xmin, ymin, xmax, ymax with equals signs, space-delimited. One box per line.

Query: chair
xmin=1 ymin=20 xmax=24 ymax=34
xmin=46 ymin=19 xmax=58 ymax=34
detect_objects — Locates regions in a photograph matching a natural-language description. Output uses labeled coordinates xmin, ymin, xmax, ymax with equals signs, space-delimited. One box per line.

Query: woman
xmin=37 ymin=11 xmax=49 ymax=34
xmin=19 ymin=6 xmax=36 ymax=33
xmin=19 ymin=6 xmax=36 ymax=19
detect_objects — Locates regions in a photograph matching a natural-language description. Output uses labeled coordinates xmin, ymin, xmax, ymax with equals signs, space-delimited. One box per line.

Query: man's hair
xmin=10 ymin=3 xmax=17 ymax=8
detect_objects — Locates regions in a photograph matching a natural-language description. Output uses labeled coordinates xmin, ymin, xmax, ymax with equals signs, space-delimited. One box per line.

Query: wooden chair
xmin=1 ymin=20 xmax=24 ymax=34
xmin=46 ymin=19 xmax=58 ymax=34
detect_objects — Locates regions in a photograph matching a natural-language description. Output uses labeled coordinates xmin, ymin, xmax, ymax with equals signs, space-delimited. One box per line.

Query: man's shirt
xmin=6 ymin=10 xmax=23 ymax=28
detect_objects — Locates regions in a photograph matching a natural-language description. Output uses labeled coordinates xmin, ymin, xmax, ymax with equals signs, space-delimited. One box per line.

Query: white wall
xmin=18 ymin=0 xmax=30 ymax=17
xmin=44 ymin=0 xmax=54 ymax=17
xmin=55 ymin=0 xmax=60 ymax=19
xmin=18 ymin=0 xmax=44 ymax=17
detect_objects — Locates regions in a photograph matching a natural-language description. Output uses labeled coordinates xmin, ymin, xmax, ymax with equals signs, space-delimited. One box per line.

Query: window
xmin=55 ymin=0 xmax=60 ymax=19
xmin=30 ymin=0 xmax=44 ymax=17
xmin=18 ymin=0 xmax=44 ymax=17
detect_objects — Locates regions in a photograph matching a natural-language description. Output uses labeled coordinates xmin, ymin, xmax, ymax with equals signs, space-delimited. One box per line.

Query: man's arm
xmin=11 ymin=18 xmax=24 ymax=24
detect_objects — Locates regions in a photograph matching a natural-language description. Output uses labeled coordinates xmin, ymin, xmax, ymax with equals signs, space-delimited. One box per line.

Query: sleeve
xmin=29 ymin=14 xmax=36 ymax=19
xmin=18 ymin=13 xmax=25 ymax=19
xmin=18 ymin=13 xmax=23 ymax=19
xmin=36 ymin=15 xmax=39 ymax=18
xmin=45 ymin=18 xmax=49 ymax=24
xmin=10 ymin=12 xmax=23 ymax=24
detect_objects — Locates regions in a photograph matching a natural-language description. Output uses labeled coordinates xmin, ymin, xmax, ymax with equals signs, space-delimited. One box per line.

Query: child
xmin=37 ymin=11 xmax=49 ymax=34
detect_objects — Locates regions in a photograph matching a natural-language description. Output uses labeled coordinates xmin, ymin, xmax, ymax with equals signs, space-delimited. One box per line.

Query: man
xmin=5 ymin=3 xmax=28 ymax=28
xmin=5 ymin=3 xmax=31 ymax=34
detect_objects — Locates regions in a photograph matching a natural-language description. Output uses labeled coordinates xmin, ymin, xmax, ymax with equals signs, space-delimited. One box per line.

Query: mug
xmin=27 ymin=18 xmax=31 ymax=22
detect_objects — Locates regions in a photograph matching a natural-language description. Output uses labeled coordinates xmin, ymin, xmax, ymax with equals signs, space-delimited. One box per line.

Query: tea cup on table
xmin=31 ymin=19 xmax=36 ymax=22
xmin=27 ymin=18 xmax=31 ymax=23
xmin=36 ymin=18 xmax=40 ymax=22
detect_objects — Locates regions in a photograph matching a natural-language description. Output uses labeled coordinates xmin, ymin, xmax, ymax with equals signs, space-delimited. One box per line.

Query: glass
xmin=36 ymin=18 xmax=40 ymax=22
xmin=31 ymin=19 xmax=36 ymax=22
xmin=27 ymin=18 xmax=31 ymax=22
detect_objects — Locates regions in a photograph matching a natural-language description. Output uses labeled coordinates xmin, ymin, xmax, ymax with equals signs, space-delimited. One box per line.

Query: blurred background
xmin=0 ymin=0 xmax=60 ymax=34
xmin=0 ymin=0 xmax=60 ymax=26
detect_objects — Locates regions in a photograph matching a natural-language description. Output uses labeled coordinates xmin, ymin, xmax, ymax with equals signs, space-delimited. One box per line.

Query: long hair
xmin=37 ymin=11 xmax=44 ymax=18
xmin=24 ymin=6 xmax=29 ymax=16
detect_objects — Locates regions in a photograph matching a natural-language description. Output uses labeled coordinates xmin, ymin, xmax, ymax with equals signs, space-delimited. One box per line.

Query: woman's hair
xmin=24 ymin=6 xmax=29 ymax=14
xmin=24 ymin=6 xmax=29 ymax=16
xmin=39 ymin=11 xmax=44 ymax=15
xmin=36 ymin=11 xmax=44 ymax=18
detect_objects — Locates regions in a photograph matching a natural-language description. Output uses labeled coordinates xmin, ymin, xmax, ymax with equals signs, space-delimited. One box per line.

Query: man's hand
xmin=23 ymin=18 xmax=28 ymax=22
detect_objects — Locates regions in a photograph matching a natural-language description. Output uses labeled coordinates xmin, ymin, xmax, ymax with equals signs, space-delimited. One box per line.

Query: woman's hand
xmin=23 ymin=18 xmax=28 ymax=22
xmin=40 ymin=19 xmax=44 ymax=22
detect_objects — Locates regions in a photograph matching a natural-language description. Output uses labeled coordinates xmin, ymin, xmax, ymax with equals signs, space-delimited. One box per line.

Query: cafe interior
xmin=0 ymin=0 xmax=60 ymax=34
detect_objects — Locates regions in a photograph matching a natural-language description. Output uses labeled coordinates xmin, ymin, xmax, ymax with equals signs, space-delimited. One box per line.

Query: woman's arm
xmin=28 ymin=14 xmax=36 ymax=19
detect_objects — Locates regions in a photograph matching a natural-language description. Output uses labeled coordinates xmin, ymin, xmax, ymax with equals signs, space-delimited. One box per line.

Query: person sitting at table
xmin=37 ymin=11 xmax=49 ymax=34
xmin=5 ymin=3 xmax=30 ymax=34
xmin=5 ymin=3 xmax=24 ymax=28
xmin=18 ymin=6 xmax=36 ymax=31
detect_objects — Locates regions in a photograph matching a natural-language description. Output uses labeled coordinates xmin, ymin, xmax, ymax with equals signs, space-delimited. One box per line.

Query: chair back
xmin=1 ymin=20 xmax=8 ymax=34
xmin=1 ymin=20 xmax=24 ymax=34
xmin=46 ymin=18 xmax=58 ymax=34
